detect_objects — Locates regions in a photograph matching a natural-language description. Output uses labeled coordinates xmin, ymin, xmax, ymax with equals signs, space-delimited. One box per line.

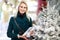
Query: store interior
xmin=0 ymin=0 xmax=60 ymax=40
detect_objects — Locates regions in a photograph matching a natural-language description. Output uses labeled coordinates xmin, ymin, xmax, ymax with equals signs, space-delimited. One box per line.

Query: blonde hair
xmin=14 ymin=1 xmax=30 ymax=21
xmin=14 ymin=1 xmax=28 ymax=17
xmin=18 ymin=1 xmax=30 ymax=21
xmin=18 ymin=1 xmax=28 ymax=13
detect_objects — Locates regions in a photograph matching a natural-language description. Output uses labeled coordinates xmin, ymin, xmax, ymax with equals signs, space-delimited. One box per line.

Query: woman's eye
xmin=24 ymin=7 xmax=27 ymax=9
xmin=20 ymin=6 xmax=23 ymax=8
xmin=20 ymin=6 xmax=27 ymax=9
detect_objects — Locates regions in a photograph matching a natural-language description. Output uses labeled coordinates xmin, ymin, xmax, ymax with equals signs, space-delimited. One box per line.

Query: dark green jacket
xmin=7 ymin=12 xmax=32 ymax=40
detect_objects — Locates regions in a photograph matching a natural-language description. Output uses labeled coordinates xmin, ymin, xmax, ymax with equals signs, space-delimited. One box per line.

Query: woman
xmin=7 ymin=1 xmax=32 ymax=40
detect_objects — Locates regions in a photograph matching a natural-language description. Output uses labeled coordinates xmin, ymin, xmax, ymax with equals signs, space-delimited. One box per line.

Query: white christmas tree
xmin=33 ymin=1 xmax=60 ymax=40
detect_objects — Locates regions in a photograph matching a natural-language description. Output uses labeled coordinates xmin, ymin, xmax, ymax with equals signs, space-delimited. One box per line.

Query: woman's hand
xmin=30 ymin=30 xmax=34 ymax=36
xmin=30 ymin=30 xmax=35 ymax=39
xmin=18 ymin=35 xmax=28 ymax=40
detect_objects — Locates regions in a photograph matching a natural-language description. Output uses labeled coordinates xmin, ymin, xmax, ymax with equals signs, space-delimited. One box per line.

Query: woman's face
xmin=19 ymin=3 xmax=27 ymax=14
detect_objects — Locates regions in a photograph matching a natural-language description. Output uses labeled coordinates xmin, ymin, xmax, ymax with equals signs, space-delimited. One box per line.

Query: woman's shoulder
xmin=10 ymin=17 xmax=14 ymax=20
xmin=9 ymin=17 xmax=15 ymax=21
xmin=26 ymin=15 xmax=31 ymax=21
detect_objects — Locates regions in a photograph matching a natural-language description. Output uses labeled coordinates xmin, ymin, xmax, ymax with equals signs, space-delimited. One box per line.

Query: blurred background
xmin=0 ymin=0 xmax=60 ymax=40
